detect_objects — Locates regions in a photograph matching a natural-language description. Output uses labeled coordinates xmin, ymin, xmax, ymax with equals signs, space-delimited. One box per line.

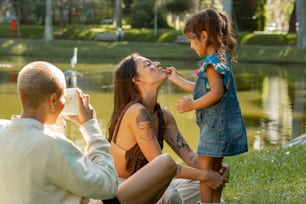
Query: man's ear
xmin=48 ymin=92 xmax=57 ymax=111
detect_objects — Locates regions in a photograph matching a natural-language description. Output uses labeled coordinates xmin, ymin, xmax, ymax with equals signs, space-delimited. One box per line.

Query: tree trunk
xmin=194 ymin=0 xmax=200 ymax=12
xmin=288 ymin=1 xmax=296 ymax=34
xmin=296 ymin=0 xmax=306 ymax=49
xmin=114 ymin=0 xmax=122 ymax=28
xmin=222 ymin=0 xmax=232 ymax=20
xmin=44 ymin=0 xmax=53 ymax=43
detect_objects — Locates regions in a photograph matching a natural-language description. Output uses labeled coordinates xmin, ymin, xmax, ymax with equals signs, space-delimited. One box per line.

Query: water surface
xmin=0 ymin=58 xmax=305 ymax=161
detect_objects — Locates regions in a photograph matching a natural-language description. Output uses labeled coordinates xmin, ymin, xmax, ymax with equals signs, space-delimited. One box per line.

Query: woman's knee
xmin=155 ymin=154 xmax=177 ymax=175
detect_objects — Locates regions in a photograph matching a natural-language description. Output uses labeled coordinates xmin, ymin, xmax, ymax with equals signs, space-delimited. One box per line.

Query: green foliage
xmin=129 ymin=0 xmax=168 ymax=29
xmin=164 ymin=0 xmax=193 ymax=14
xmin=240 ymin=33 xmax=297 ymax=45
xmin=123 ymin=28 xmax=180 ymax=42
xmin=233 ymin=0 xmax=264 ymax=31
xmin=223 ymin=145 xmax=306 ymax=203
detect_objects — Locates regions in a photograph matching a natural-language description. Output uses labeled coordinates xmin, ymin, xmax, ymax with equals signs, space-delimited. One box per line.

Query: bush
xmin=240 ymin=33 xmax=297 ymax=45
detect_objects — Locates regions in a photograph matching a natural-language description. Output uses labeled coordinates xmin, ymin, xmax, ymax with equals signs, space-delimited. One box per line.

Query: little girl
xmin=166 ymin=9 xmax=248 ymax=203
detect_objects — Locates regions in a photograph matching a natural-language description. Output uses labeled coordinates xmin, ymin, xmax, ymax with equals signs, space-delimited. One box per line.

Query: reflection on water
xmin=257 ymin=77 xmax=292 ymax=149
xmin=0 ymin=60 xmax=305 ymax=154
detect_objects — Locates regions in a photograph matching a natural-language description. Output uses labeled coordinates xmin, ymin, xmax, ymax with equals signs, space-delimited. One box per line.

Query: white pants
xmin=96 ymin=178 xmax=200 ymax=204
xmin=157 ymin=179 xmax=200 ymax=204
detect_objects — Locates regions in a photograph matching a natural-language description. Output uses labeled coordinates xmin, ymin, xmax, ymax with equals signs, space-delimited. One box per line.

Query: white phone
xmin=61 ymin=88 xmax=78 ymax=116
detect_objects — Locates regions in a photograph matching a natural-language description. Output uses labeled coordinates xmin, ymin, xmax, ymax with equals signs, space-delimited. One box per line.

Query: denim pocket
xmin=225 ymin=115 xmax=243 ymax=138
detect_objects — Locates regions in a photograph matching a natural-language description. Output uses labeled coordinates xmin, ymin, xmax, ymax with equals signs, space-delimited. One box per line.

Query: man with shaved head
xmin=0 ymin=61 xmax=118 ymax=204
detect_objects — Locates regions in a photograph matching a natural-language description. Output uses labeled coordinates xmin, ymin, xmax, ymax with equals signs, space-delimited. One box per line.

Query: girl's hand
xmin=165 ymin=66 xmax=178 ymax=82
xmin=176 ymin=96 xmax=194 ymax=113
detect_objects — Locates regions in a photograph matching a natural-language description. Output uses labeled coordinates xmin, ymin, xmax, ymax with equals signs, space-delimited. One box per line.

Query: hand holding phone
xmin=61 ymin=88 xmax=78 ymax=116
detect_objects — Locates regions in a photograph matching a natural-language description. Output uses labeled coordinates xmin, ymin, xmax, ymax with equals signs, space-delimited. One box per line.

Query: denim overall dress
xmin=194 ymin=52 xmax=248 ymax=157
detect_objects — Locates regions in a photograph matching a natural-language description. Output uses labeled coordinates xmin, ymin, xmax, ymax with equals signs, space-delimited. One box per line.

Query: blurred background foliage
xmin=0 ymin=0 xmax=296 ymax=32
xmin=0 ymin=0 xmax=304 ymax=48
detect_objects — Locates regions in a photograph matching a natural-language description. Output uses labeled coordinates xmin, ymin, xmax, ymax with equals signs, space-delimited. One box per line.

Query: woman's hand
xmin=204 ymin=170 xmax=227 ymax=190
xmin=219 ymin=164 xmax=230 ymax=183
xmin=66 ymin=88 xmax=96 ymax=126
xmin=202 ymin=164 xmax=230 ymax=189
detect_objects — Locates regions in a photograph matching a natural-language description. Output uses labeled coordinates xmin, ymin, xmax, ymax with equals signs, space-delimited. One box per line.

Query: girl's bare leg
xmin=212 ymin=158 xmax=223 ymax=203
xmin=116 ymin=154 xmax=177 ymax=204
xmin=198 ymin=156 xmax=214 ymax=203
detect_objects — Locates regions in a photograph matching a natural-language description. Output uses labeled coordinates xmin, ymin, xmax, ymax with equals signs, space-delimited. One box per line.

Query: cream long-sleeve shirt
xmin=0 ymin=116 xmax=118 ymax=204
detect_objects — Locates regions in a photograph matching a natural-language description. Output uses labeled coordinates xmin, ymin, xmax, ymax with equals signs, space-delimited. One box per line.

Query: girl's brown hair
xmin=184 ymin=8 xmax=237 ymax=59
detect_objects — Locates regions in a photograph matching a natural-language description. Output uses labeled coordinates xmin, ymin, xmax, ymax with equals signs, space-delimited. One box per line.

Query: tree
xmin=130 ymin=0 xmax=168 ymax=28
xmin=114 ymin=0 xmax=122 ymax=28
xmin=164 ymin=0 xmax=193 ymax=30
xmin=296 ymin=0 xmax=306 ymax=49
xmin=232 ymin=0 xmax=264 ymax=31
xmin=122 ymin=0 xmax=133 ymax=16
xmin=44 ymin=0 xmax=53 ymax=42
xmin=222 ymin=0 xmax=232 ymax=19
xmin=288 ymin=2 xmax=296 ymax=33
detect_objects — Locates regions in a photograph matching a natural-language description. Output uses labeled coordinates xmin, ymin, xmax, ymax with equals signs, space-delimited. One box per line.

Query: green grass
xmin=240 ymin=32 xmax=297 ymax=45
xmin=222 ymin=144 xmax=306 ymax=203
xmin=1 ymin=24 xmax=305 ymax=65
xmin=1 ymin=38 xmax=306 ymax=65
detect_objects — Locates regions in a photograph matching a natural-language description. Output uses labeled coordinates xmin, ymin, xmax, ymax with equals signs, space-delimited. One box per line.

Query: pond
xmin=0 ymin=57 xmax=305 ymax=161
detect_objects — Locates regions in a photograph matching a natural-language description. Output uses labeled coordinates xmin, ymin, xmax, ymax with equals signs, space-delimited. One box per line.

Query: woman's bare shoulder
xmin=122 ymin=103 xmax=150 ymax=125
xmin=125 ymin=103 xmax=147 ymax=115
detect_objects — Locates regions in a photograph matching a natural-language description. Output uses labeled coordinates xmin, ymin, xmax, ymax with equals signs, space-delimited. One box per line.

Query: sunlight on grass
xmin=223 ymin=145 xmax=306 ymax=203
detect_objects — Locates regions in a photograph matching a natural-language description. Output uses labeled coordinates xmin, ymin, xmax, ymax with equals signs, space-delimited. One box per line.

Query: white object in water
xmin=71 ymin=47 xmax=78 ymax=68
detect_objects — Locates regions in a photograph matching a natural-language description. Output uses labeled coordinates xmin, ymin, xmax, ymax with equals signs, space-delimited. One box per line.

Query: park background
xmin=0 ymin=0 xmax=305 ymax=203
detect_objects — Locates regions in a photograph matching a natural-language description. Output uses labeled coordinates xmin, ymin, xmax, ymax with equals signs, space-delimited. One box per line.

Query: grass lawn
xmin=222 ymin=144 xmax=305 ymax=203
xmin=1 ymin=38 xmax=306 ymax=65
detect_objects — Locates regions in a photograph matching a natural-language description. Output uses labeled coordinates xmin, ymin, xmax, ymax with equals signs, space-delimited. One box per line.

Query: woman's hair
xmin=17 ymin=61 xmax=65 ymax=110
xmin=108 ymin=53 xmax=141 ymax=141
xmin=183 ymin=8 xmax=237 ymax=58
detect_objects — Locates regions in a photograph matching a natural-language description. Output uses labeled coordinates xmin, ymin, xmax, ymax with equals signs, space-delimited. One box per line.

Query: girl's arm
xmin=166 ymin=66 xmax=195 ymax=93
xmin=176 ymin=65 xmax=224 ymax=112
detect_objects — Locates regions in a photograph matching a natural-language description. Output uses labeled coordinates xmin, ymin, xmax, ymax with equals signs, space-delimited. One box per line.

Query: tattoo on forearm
xmin=176 ymin=132 xmax=191 ymax=151
xmin=190 ymin=154 xmax=198 ymax=167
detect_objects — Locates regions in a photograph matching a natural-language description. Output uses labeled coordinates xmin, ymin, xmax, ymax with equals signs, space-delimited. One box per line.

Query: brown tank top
xmin=112 ymin=101 xmax=165 ymax=174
